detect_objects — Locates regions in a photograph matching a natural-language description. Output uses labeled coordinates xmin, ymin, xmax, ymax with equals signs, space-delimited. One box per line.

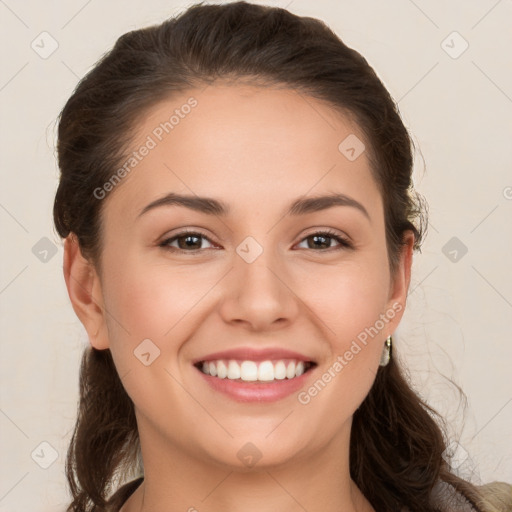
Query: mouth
xmin=194 ymin=358 xmax=317 ymax=383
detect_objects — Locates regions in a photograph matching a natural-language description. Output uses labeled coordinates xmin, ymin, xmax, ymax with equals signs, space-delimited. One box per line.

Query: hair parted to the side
xmin=53 ymin=2 xmax=510 ymax=511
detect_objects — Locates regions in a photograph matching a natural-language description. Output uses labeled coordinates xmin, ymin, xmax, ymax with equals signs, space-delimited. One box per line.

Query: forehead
xmin=102 ymin=83 xmax=381 ymax=223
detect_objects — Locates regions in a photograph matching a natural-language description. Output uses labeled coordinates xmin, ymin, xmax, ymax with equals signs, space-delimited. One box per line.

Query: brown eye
xmin=160 ymin=231 xmax=215 ymax=252
xmin=296 ymin=230 xmax=352 ymax=251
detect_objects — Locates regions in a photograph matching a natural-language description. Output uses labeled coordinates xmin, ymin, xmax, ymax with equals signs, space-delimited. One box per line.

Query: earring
xmin=379 ymin=335 xmax=392 ymax=366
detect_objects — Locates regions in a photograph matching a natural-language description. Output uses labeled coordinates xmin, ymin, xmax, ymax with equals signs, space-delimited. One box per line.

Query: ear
xmin=384 ymin=230 xmax=415 ymax=333
xmin=63 ymin=234 xmax=110 ymax=350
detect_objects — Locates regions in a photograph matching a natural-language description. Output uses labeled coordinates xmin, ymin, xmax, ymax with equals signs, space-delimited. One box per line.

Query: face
xmin=67 ymin=83 xmax=412 ymax=472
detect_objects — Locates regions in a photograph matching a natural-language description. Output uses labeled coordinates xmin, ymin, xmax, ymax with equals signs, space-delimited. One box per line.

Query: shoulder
xmin=475 ymin=481 xmax=512 ymax=512
xmin=429 ymin=480 xmax=480 ymax=511
xmin=106 ymin=476 xmax=144 ymax=512
xmin=429 ymin=480 xmax=512 ymax=512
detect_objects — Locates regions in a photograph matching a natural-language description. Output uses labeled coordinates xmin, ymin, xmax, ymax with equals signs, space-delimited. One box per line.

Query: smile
xmin=197 ymin=359 xmax=316 ymax=382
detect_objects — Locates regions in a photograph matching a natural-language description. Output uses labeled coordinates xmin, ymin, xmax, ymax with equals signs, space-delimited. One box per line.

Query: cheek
xmin=103 ymin=246 xmax=391 ymax=342
xmin=295 ymin=254 xmax=391 ymax=418
xmin=296 ymin=265 xmax=391 ymax=430
xmin=99 ymin=256 xmax=212 ymax=412
xmin=101 ymin=253 xmax=220 ymax=351
xmin=297 ymin=256 xmax=390 ymax=344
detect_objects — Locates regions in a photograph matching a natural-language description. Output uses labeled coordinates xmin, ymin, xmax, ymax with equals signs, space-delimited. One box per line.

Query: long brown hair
xmin=53 ymin=2 xmax=498 ymax=511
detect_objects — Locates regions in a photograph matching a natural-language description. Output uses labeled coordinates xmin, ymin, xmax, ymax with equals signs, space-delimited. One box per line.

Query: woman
xmin=53 ymin=2 xmax=511 ymax=511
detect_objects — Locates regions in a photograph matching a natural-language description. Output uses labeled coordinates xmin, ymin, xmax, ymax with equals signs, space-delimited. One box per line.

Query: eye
xmin=159 ymin=230 xmax=216 ymax=253
xmin=295 ymin=230 xmax=353 ymax=251
xmin=159 ymin=228 xmax=353 ymax=254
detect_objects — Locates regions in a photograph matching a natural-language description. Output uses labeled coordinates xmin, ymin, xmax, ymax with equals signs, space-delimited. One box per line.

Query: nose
xmin=218 ymin=242 xmax=300 ymax=332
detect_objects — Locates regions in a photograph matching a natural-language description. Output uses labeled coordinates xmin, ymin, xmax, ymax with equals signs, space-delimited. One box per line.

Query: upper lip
xmin=193 ymin=347 xmax=315 ymax=365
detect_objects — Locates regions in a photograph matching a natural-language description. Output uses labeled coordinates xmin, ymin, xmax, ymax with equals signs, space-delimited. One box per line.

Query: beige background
xmin=0 ymin=0 xmax=511 ymax=510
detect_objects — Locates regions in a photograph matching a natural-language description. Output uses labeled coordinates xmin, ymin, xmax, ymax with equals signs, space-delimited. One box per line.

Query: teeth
xmin=217 ymin=360 xmax=227 ymax=379
xmin=227 ymin=360 xmax=241 ymax=379
xmin=258 ymin=361 xmax=274 ymax=381
xmin=286 ymin=361 xmax=296 ymax=379
xmin=274 ymin=361 xmax=286 ymax=380
xmin=199 ymin=359 xmax=312 ymax=382
xmin=240 ymin=361 xmax=258 ymax=381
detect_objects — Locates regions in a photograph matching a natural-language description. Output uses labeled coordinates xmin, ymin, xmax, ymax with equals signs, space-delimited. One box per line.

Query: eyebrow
xmin=138 ymin=192 xmax=370 ymax=221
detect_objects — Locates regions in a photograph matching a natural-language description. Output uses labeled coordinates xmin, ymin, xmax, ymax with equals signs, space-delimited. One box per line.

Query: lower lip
xmin=196 ymin=366 xmax=314 ymax=403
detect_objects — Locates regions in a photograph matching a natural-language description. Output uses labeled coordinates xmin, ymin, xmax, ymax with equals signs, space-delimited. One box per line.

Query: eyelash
xmin=159 ymin=228 xmax=353 ymax=254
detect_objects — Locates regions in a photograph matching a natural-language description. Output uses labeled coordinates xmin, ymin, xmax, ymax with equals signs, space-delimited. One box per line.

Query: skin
xmin=64 ymin=83 xmax=414 ymax=512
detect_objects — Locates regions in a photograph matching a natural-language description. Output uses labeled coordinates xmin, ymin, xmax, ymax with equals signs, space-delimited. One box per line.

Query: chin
xmin=200 ymin=432 xmax=311 ymax=473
